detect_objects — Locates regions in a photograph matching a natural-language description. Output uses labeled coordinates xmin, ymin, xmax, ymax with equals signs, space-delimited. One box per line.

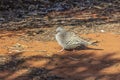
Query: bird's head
xmin=56 ymin=27 xmax=65 ymax=33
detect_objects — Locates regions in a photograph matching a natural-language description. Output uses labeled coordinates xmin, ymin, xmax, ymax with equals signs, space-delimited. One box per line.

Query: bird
xmin=55 ymin=27 xmax=97 ymax=51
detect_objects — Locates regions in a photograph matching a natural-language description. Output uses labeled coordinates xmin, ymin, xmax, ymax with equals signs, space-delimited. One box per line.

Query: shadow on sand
xmin=0 ymin=51 xmax=120 ymax=80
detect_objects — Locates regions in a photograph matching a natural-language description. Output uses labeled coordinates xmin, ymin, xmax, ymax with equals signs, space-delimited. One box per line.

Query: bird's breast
xmin=55 ymin=33 xmax=65 ymax=47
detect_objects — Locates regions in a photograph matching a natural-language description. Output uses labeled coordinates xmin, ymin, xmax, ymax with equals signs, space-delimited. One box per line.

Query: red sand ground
xmin=0 ymin=31 xmax=120 ymax=80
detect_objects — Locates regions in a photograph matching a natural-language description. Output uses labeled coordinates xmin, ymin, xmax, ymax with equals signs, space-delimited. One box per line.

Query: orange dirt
xmin=0 ymin=31 xmax=120 ymax=80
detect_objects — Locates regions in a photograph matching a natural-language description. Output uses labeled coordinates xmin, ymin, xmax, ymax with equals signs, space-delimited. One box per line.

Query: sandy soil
xmin=0 ymin=30 xmax=120 ymax=80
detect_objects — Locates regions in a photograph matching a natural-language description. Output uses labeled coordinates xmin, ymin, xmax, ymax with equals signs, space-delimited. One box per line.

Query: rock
xmin=100 ymin=30 xmax=105 ymax=33
xmin=0 ymin=17 xmax=5 ymax=22
xmin=0 ymin=55 xmax=11 ymax=65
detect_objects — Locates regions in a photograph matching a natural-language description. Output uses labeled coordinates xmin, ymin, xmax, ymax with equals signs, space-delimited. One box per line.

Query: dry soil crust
xmin=0 ymin=31 xmax=120 ymax=80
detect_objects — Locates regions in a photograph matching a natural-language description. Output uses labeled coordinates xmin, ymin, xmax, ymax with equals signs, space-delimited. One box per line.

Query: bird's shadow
xmin=65 ymin=45 xmax=103 ymax=51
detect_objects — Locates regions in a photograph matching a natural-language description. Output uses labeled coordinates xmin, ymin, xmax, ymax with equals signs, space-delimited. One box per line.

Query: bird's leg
xmin=72 ymin=49 xmax=76 ymax=53
xmin=58 ymin=48 xmax=64 ymax=52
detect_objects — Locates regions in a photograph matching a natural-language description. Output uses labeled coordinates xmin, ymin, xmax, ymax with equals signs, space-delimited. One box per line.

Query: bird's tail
xmin=88 ymin=40 xmax=99 ymax=46
xmin=80 ymin=38 xmax=99 ymax=46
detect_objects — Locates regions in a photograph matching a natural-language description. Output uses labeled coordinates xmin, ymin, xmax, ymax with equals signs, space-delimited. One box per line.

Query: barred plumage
xmin=55 ymin=27 xmax=94 ymax=50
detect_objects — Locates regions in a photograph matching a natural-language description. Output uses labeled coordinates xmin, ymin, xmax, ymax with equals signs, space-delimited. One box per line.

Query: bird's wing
xmin=66 ymin=32 xmax=91 ymax=46
xmin=65 ymin=32 xmax=83 ymax=45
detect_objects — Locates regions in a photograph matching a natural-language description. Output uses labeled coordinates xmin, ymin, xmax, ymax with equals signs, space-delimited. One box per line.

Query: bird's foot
xmin=58 ymin=48 xmax=64 ymax=52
